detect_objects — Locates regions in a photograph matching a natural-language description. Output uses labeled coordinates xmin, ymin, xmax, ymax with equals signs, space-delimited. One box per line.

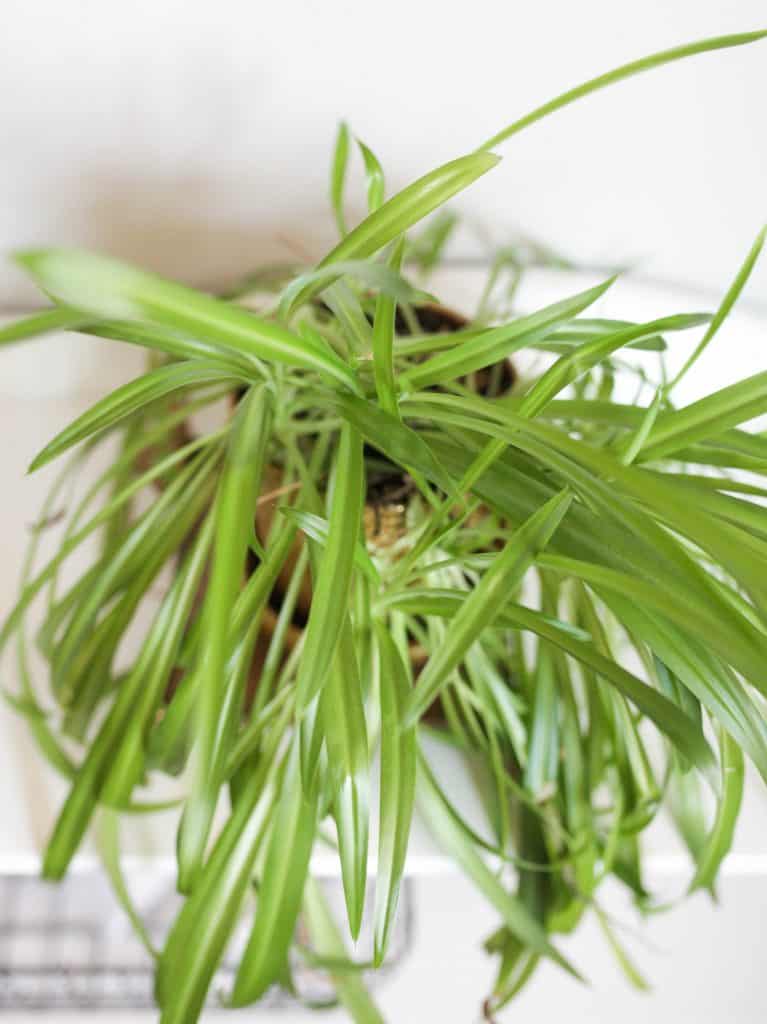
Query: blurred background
xmin=1 ymin=2 xmax=766 ymax=1021
xmin=1 ymin=1 xmax=766 ymax=307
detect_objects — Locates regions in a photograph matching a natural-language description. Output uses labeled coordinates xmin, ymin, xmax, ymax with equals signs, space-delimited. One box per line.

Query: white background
xmin=1 ymin=1 xmax=766 ymax=307
xmin=1 ymin=2 xmax=766 ymax=1022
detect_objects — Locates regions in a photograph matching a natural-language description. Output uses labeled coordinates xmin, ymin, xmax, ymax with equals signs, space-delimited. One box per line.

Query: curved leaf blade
xmin=295 ymin=424 xmax=364 ymax=718
xmin=178 ymin=386 xmax=273 ymax=890
xmin=14 ymin=248 xmax=362 ymax=393
xmin=287 ymin=151 xmax=500 ymax=312
xmin=479 ymin=31 xmax=767 ymax=150
xmin=29 ymin=360 xmax=241 ymax=472
xmin=401 ymin=277 xmax=614 ymax=391
xmin=373 ymin=625 xmax=416 ymax=965
xmin=231 ymin=741 xmax=318 ymax=1005
xmin=403 ymin=489 xmax=572 ymax=726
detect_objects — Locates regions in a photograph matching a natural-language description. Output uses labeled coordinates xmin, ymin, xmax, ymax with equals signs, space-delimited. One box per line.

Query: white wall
xmin=1 ymin=0 xmax=765 ymax=308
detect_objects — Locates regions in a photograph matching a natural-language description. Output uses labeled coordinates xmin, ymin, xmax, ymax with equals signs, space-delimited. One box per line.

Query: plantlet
xmin=2 ymin=29 xmax=767 ymax=1022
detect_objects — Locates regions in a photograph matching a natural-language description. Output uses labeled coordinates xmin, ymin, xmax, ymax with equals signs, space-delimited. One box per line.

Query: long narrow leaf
xmin=331 ymin=121 xmax=351 ymax=237
xmin=403 ymin=490 xmax=572 ymax=726
xmin=418 ymin=754 xmax=583 ymax=980
xmin=29 ymin=361 xmax=241 ymax=472
xmin=479 ymin=31 xmax=767 ymax=150
xmin=178 ymin=386 xmax=273 ymax=890
xmin=372 ymin=238 xmax=405 ymax=415
xmin=295 ymin=424 xmax=364 ymax=717
xmin=231 ymin=740 xmax=318 ymax=1005
xmin=668 ymin=224 xmax=766 ymax=391
xmin=373 ymin=625 xmax=416 ymax=965
xmin=689 ymin=730 xmax=744 ymax=893
xmin=15 ymin=248 xmax=362 ymax=393
xmin=322 ymin=617 xmax=370 ymax=939
xmin=286 ymin=152 xmax=500 ymax=312
xmin=401 ymin=277 xmax=614 ymax=390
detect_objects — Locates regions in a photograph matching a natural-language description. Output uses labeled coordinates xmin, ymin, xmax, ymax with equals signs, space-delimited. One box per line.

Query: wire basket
xmin=0 ymin=867 xmax=412 ymax=1011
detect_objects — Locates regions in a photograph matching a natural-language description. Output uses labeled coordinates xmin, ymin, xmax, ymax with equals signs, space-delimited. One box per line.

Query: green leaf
xmin=99 ymin=515 xmax=215 ymax=807
xmin=278 ymin=257 xmax=428 ymax=321
xmin=640 ymin=369 xmax=767 ymax=462
xmin=332 ymin=393 xmax=454 ymax=494
xmin=408 ymin=396 xmax=767 ymax=682
xmin=40 ymin=458 xmax=220 ymax=879
xmin=96 ymin=809 xmax=158 ymax=957
xmin=331 ymin=121 xmax=351 ymax=236
xmin=372 ymin=238 xmax=405 ymax=416
xmin=357 ymin=138 xmax=385 ymax=212
xmin=231 ymin=740 xmax=318 ymax=1005
xmin=604 ymin=595 xmax=767 ymax=785
xmin=689 ymin=729 xmax=744 ymax=894
xmin=386 ymin=588 xmax=716 ymax=780
xmin=418 ymin=754 xmax=583 ymax=981
xmin=403 ymin=489 xmax=572 ymax=726
xmin=544 ymin=317 xmax=668 ymax=352
xmin=595 ymin=908 xmax=649 ymax=991
xmin=479 ymin=31 xmax=767 ymax=150
xmin=0 ymin=306 xmax=86 ymax=346
xmin=321 ymin=280 xmax=374 ymax=356
xmin=517 ymin=313 xmax=709 ymax=419
xmin=303 ymin=878 xmax=386 ymax=1024
xmin=157 ymin=748 xmax=278 ymax=1024
xmin=668 ymin=223 xmax=766 ymax=391
xmin=29 ymin=360 xmax=241 ymax=472
xmin=524 ymin=643 xmax=559 ymax=799
xmin=400 ymin=277 xmax=614 ymax=390
xmin=287 ymin=151 xmax=500 ymax=311
xmin=14 ymin=248 xmax=362 ymax=394
xmin=500 ymin=602 xmax=717 ymax=781
xmin=295 ymin=424 xmax=364 ymax=715
xmin=405 ymin=210 xmax=458 ymax=274
xmin=613 ymin=387 xmax=663 ymax=465
xmin=537 ymin=552 xmax=764 ymax=699
xmin=279 ymin=507 xmax=380 ymax=584
xmin=147 ymin=520 xmax=298 ymax=775
xmin=0 ymin=428 xmax=223 ymax=661
xmin=322 ymin=617 xmax=370 ymax=940
xmin=373 ymin=625 xmax=416 ymax=965
xmin=178 ymin=386 xmax=273 ymax=890
xmin=81 ymin=318 xmax=264 ymax=374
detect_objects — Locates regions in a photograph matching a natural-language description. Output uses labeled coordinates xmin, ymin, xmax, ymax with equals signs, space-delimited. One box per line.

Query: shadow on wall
xmin=1 ymin=169 xmax=340 ymax=307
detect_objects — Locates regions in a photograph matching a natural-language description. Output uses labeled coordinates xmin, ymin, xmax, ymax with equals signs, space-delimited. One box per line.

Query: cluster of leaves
xmin=2 ymin=29 xmax=767 ymax=1023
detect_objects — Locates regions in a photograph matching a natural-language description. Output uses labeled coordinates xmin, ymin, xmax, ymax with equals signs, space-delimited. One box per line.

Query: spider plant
xmin=2 ymin=28 xmax=767 ymax=1023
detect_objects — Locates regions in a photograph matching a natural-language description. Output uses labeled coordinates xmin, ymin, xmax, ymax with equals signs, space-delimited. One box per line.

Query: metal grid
xmin=0 ymin=869 xmax=412 ymax=1011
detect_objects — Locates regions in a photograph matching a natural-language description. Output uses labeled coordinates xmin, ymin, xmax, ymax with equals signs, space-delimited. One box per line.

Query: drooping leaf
xmin=294 ymin=424 xmax=364 ymax=723
xmin=231 ymin=740 xmax=318 ymax=1005
xmin=29 ymin=360 xmax=242 ymax=472
xmin=15 ymin=248 xmax=362 ymax=393
xmin=403 ymin=490 xmax=573 ymax=725
xmin=373 ymin=624 xmax=416 ymax=965
xmin=322 ymin=617 xmax=370 ymax=939
xmin=401 ymin=277 xmax=614 ymax=390
xmin=418 ymin=753 xmax=583 ymax=981
xmin=178 ymin=386 xmax=273 ymax=890
xmin=302 ymin=879 xmax=386 ymax=1024
xmin=372 ymin=238 xmax=405 ymax=416
xmin=689 ymin=729 xmax=745 ymax=894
